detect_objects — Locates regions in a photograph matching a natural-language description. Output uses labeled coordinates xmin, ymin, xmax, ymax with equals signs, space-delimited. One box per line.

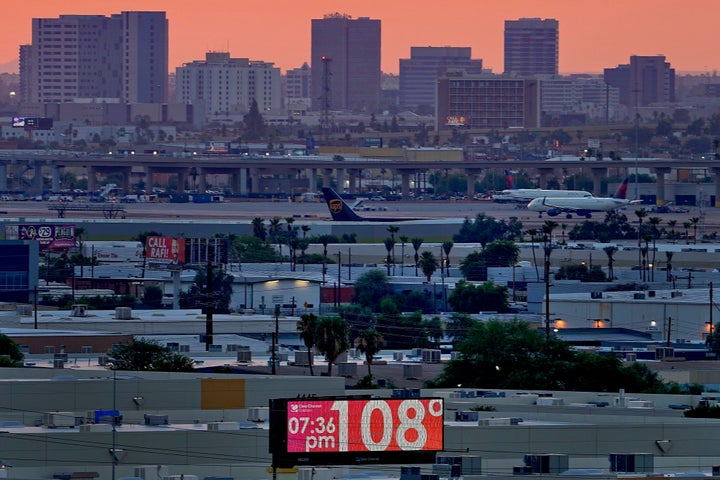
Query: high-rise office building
xmin=399 ymin=47 xmax=483 ymax=110
xmin=311 ymin=13 xmax=381 ymax=112
xmin=285 ymin=62 xmax=312 ymax=111
xmin=604 ymin=55 xmax=675 ymax=107
xmin=176 ymin=52 xmax=281 ymax=120
xmin=21 ymin=11 xmax=167 ymax=104
xmin=504 ymin=18 xmax=559 ymax=76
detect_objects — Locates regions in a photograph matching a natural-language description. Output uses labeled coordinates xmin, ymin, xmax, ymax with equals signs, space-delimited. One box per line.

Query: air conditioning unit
xmin=633 ymin=293 xmax=646 ymax=300
xmin=671 ymin=291 xmax=683 ymax=298
xmin=591 ymin=291 xmax=603 ymax=299
xmin=134 ymin=465 xmax=169 ymax=480
xmin=79 ymin=423 xmax=112 ymax=432
xmin=337 ymin=362 xmax=357 ymax=377
xmin=648 ymin=290 xmax=656 ymax=297
xmin=609 ymin=453 xmax=654 ymax=473
xmin=293 ymin=350 xmax=312 ymax=366
xmin=115 ymin=307 xmax=132 ymax=320
xmin=455 ymin=411 xmax=479 ymax=422
xmin=403 ymin=364 xmax=423 ymax=379
xmin=72 ymin=304 xmax=87 ymax=317
xmin=237 ymin=349 xmax=252 ymax=362
xmin=53 ymin=359 xmax=65 ymax=369
xmin=207 ymin=422 xmax=239 ymax=431
xmin=421 ymin=349 xmax=441 ymax=363
xmin=247 ymin=406 xmax=269 ymax=422
xmin=43 ymin=412 xmax=79 ymax=428
xmin=523 ymin=454 xmax=569 ymax=474
xmin=393 ymin=351 xmax=404 ymax=361
xmin=143 ymin=414 xmax=168 ymax=426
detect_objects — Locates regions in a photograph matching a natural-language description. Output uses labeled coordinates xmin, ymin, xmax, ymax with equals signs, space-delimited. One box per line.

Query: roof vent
xmin=115 ymin=307 xmax=132 ymax=320
xmin=71 ymin=304 xmax=87 ymax=317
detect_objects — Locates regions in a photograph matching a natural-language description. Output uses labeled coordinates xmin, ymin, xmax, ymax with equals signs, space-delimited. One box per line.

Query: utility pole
xmin=205 ymin=259 xmax=214 ymax=351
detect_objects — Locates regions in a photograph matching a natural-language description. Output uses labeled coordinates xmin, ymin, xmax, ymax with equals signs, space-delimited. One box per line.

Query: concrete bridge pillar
xmin=590 ymin=167 xmax=608 ymax=197
xmin=197 ymin=168 xmax=207 ymax=193
xmin=336 ymin=168 xmax=345 ymax=191
xmin=177 ymin=168 xmax=188 ymax=193
xmin=121 ymin=168 xmax=131 ymax=194
xmin=465 ymin=169 xmax=482 ymax=196
xmin=235 ymin=168 xmax=247 ymax=195
xmin=536 ymin=168 xmax=555 ymax=189
xmin=399 ymin=170 xmax=412 ymax=199
xmin=347 ymin=169 xmax=358 ymax=194
xmin=0 ymin=163 xmax=6 ymax=191
xmin=713 ymin=168 xmax=720 ymax=207
xmin=31 ymin=160 xmax=44 ymax=194
xmin=308 ymin=168 xmax=317 ymax=193
xmin=87 ymin=166 xmax=97 ymax=193
xmin=322 ymin=169 xmax=333 ymax=188
xmin=654 ymin=167 xmax=671 ymax=205
xmin=51 ymin=165 xmax=62 ymax=192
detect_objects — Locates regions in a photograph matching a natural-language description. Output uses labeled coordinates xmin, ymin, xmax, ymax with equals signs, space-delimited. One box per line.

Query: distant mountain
xmin=0 ymin=58 xmax=18 ymax=74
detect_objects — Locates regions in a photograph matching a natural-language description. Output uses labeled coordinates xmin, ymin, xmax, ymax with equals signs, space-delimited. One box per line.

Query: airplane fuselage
xmin=493 ymin=189 xmax=591 ymax=203
xmin=527 ymin=196 xmax=634 ymax=218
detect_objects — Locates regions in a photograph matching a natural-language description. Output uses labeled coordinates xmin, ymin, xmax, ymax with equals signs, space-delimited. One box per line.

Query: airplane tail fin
xmin=322 ymin=187 xmax=364 ymax=221
xmin=613 ymin=178 xmax=630 ymax=199
xmin=503 ymin=170 xmax=515 ymax=189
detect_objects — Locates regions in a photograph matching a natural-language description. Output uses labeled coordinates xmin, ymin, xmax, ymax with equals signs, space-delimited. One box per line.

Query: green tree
xmin=353 ymin=269 xmax=389 ymax=310
xmin=383 ymin=237 xmax=395 ymax=276
xmin=418 ymin=251 xmax=438 ymax=282
xmin=243 ymin=99 xmax=266 ymax=140
xmin=250 ymin=217 xmax=267 ymax=241
xmin=459 ymin=251 xmax=486 ymax=281
xmin=0 ymin=333 xmax=24 ymax=367
xmin=142 ymin=285 xmax=164 ymax=307
xmin=297 ymin=313 xmax=318 ymax=376
xmin=411 ymin=237 xmax=424 ymax=277
xmin=108 ymin=338 xmax=194 ymax=371
xmin=179 ymin=269 xmax=234 ymax=313
xmin=448 ymin=280 xmax=509 ymax=314
xmin=314 ymin=316 xmax=350 ymax=376
xmin=355 ymin=328 xmax=384 ymax=377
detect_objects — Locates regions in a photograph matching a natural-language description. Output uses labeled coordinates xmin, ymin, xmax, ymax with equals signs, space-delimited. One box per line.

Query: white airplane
xmin=492 ymin=170 xmax=592 ymax=203
xmin=527 ymin=178 xmax=641 ymax=219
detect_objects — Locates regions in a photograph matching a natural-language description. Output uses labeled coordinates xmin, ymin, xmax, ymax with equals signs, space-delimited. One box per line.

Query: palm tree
xmin=387 ymin=226 xmax=399 ymax=274
xmin=641 ymin=234 xmax=652 ymax=282
xmin=301 ymin=225 xmax=311 ymax=239
xmin=667 ymin=219 xmax=677 ymax=244
xmin=690 ymin=216 xmax=700 ymax=244
xmin=269 ymin=217 xmax=283 ymax=260
xmin=383 ymin=237 xmax=395 ymax=276
xmin=318 ymin=234 xmax=333 ymax=283
xmin=560 ymin=223 xmax=568 ymax=245
xmin=541 ymin=220 xmax=558 ymax=339
xmin=665 ymin=251 xmax=674 ymax=282
xmin=399 ymin=235 xmax=409 ymax=275
xmin=297 ymin=313 xmax=318 ymax=376
xmin=355 ymin=328 xmax=383 ymax=377
xmin=635 ymin=209 xmax=647 ymax=278
xmin=418 ymin=251 xmax=438 ymax=282
xmin=251 ymin=217 xmax=266 ymax=241
xmin=603 ymin=245 xmax=618 ymax=280
xmin=442 ymin=241 xmax=454 ymax=276
xmin=411 ymin=237 xmax=423 ymax=277
xmin=683 ymin=221 xmax=691 ymax=244
xmin=526 ymin=228 xmax=540 ymax=281
xmin=647 ymin=216 xmax=662 ymax=282
xmin=314 ymin=316 xmax=350 ymax=376
xmin=298 ymin=238 xmax=310 ymax=271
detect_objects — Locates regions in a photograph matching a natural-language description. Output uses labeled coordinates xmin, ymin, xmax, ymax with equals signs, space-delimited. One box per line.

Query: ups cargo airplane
xmin=322 ymin=187 xmax=423 ymax=222
xmin=527 ymin=178 xmax=641 ymax=219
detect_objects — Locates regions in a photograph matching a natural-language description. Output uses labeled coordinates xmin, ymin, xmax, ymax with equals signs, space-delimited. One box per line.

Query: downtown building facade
xmin=285 ymin=62 xmax=312 ymax=113
xmin=175 ymin=52 xmax=282 ymax=122
xmin=20 ymin=11 xmax=168 ymax=104
xmin=538 ymin=75 xmax=621 ymax=124
xmin=399 ymin=46 xmax=483 ymax=110
xmin=604 ymin=55 xmax=676 ymax=107
xmin=504 ymin=18 xmax=559 ymax=76
xmin=311 ymin=13 xmax=381 ymax=112
xmin=435 ymin=71 xmax=541 ymax=132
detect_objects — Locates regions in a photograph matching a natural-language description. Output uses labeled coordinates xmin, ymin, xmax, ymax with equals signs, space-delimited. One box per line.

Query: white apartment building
xmin=176 ymin=52 xmax=282 ymax=121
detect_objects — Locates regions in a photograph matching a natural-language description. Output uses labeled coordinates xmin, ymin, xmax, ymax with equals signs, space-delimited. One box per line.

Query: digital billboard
xmin=145 ymin=236 xmax=185 ymax=264
xmin=270 ymin=397 xmax=444 ymax=467
xmin=7 ymin=224 xmax=76 ymax=251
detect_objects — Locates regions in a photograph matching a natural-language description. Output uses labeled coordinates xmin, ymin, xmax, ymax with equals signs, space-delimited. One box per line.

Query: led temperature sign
xmin=286 ymin=398 xmax=443 ymax=454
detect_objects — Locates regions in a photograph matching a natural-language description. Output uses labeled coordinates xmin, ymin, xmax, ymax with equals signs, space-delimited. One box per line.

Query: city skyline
xmin=1 ymin=0 xmax=717 ymax=76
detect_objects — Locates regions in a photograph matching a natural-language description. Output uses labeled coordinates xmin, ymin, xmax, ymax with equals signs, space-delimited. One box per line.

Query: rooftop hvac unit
xmin=337 ymin=362 xmax=357 ymax=377
xmin=523 ymin=454 xmax=569 ymax=474
xmin=400 ymin=466 xmax=421 ymax=480
xmin=392 ymin=388 xmax=421 ymax=399
xmin=43 ymin=412 xmax=80 ymax=428
xmin=513 ymin=466 xmax=534 ymax=475
xmin=207 ymin=422 xmax=239 ymax=431
xmin=478 ymin=417 xmax=513 ymax=426
xmin=93 ymin=409 xmax=121 ymax=425
xmin=393 ymin=351 xmax=404 ymax=361
xmin=671 ymin=291 xmax=683 ymax=298
xmin=421 ymin=349 xmax=441 ymax=363
xmin=115 ymin=307 xmax=132 ymax=320
xmin=591 ymin=291 xmax=603 ymax=299
xmin=226 ymin=344 xmax=240 ymax=352
xmin=403 ymin=363 xmax=423 ymax=379
xmin=134 ymin=465 xmax=169 ymax=480
xmin=436 ymin=455 xmax=482 ymax=475
xmin=72 ymin=304 xmax=87 ymax=317
xmin=609 ymin=453 xmax=654 ymax=473
xmin=536 ymin=397 xmax=564 ymax=406
xmin=633 ymin=293 xmax=646 ymax=300
xmin=293 ymin=350 xmax=313 ymax=366
xmin=648 ymin=290 xmax=656 ymax=297
xmin=247 ymin=406 xmax=269 ymax=422
xmin=16 ymin=304 xmax=32 ymax=316
xmin=236 ymin=349 xmax=252 ymax=362
xmin=79 ymin=423 xmax=113 ymax=432
xmin=143 ymin=414 xmax=168 ymax=426
xmin=656 ymin=347 xmax=674 ymax=360
xmin=53 ymin=359 xmax=65 ymax=369
xmin=431 ymin=464 xmax=457 ymax=477
xmin=455 ymin=411 xmax=479 ymax=422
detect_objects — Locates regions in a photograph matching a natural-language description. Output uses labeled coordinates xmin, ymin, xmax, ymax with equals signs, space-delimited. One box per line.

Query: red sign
xmin=446 ymin=115 xmax=467 ymax=126
xmin=286 ymin=398 xmax=443 ymax=453
xmin=145 ymin=236 xmax=185 ymax=264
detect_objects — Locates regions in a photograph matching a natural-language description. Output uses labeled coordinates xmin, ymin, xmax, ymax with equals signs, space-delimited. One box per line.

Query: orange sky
xmin=1 ymin=0 xmax=718 ymax=75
